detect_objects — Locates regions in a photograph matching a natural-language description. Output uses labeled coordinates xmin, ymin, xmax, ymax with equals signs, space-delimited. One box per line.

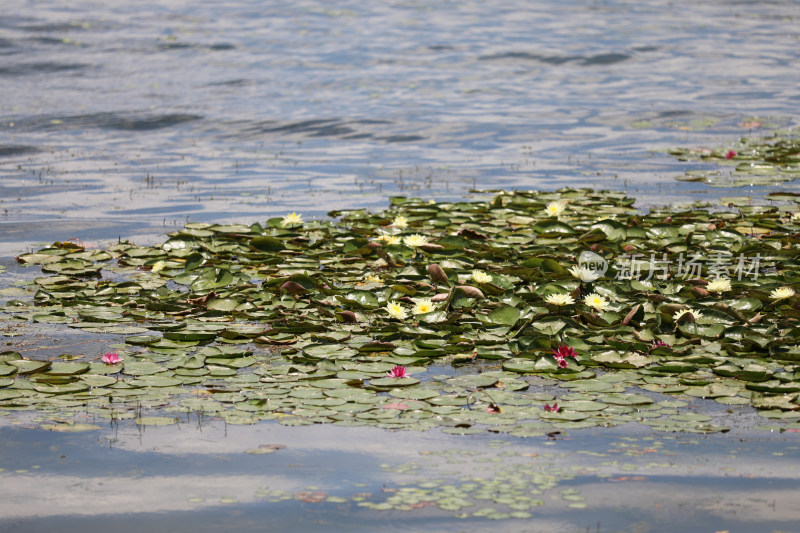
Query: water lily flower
xmin=673 ymin=308 xmax=702 ymax=322
xmin=471 ymin=270 xmax=492 ymax=284
xmin=545 ymin=201 xmax=566 ymax=217
xmin=403 ymin=234 xmax=429 ymax=247
xmin=770 ymin=287 xmax=795 ymax=300
xmin=364 ymin=274 xmax=382 ymax=284
xmin=374 ymin=233 xmax=401 ymax=245
xmin=552 ymin=345 xmax=578 ymax=360
xmin=385 ymin=301 xmax=408 ymax=320
xmin=545 ymin=293 xmax=575 ymax=306
xmin=725 ymin=150 xmax=737 ymax=159
xmin=555 ymin=358 xmax=568 ymax=368
xmin=791 ymin=212 xmax=800 ymax=222
xmin=568 ymin=265 xmax=601 ymax=282
xmin=412 ymin=298 xmax=435 ymax=315
xmin=653 ymin=339 xmax=671 ymax=348
xmin=706 ymin=278 xmax=732 ymax=294
xmin=392 ymin=215 xmax=408 ymax=228
xmin=101 ymin=352 xmax=122 ymax=364
xmin=584 ymin=293 xmax=610 ymax=312
xmin=485 ymin=403 xmax=502 ymax=414
xmin=544 ymin=403 xmax=560 ymax=413
xmin=151 ymin=260 xmax=166 ymax=273
xmin=386 ymin=365 xmax=408 ymax=378
xmin=281 ymin=212 xmax=303 ymax=227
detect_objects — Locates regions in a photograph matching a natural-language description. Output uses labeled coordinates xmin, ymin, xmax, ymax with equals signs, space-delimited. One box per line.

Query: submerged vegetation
xmin=2 ymin=188 xmax=800 ymax=435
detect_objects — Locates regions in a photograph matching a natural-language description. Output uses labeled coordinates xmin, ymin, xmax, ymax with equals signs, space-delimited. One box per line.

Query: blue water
xmin=1 ymin=420 xmax=799 ymax=533
xmin=1 ymin=0 xmax=799 ymax=255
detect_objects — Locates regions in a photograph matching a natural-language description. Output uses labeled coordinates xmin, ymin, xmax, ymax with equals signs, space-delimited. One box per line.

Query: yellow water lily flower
xmin=568 ymin=265 xmax=600 ymax=282
xmin=392 ymin=215 xmax=408 ymax=228
xmin=281 ymin=212 xmax=303 ymax=227
xmin=151 ymin=260 xmax=166 ymax=273
xmin=471 ymin=270 xmax=492 ymax=283
xmin=706 ymin=278 xmax=731 ymax=293
xmin=385 ymin=301 xmax=408 ymax=320
xmin=673 ymin=308 xmax=703 ymax=322
xmin=375 ymin=233 xmax=401 ymax=245
xmin=584 ymin=293 xmax=610 ymax=312
xmin=364 ymin=274 xmax=382 ymax=284
xmin=545 ymin=293 xmax=575 ymax=306
xmin=545 ymin=201 xmax=566 ymax=217
xmin=770 ymin=287 xmax=795 ymax=300
xmin=403 ymin=234 xmax=429 ymax=247
xmin=412 ymin=298 xmax=435 ymax=314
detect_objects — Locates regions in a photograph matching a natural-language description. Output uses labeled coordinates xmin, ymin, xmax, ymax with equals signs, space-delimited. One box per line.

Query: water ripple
xmin=0 ymin=0 xmax=797 ymax=254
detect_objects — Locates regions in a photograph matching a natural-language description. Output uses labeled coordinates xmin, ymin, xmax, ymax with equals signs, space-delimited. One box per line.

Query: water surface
xmin=2 ymin=0 xmax=799 ymax=255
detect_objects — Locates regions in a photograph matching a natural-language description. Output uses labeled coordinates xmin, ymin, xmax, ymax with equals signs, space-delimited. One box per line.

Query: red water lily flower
xmin=552 ymin=345 xmax=577 ymax=359
xmin=101 ymin=352 xmax=122 ymax=364
xmin=544 ymin=403 xmax=560 ymax=412
xmin=652 ymin=340 xmax=671 ymax=348
xmin=386 ymin=365 xmax=408 ymax=378
xmin=725 ymin=150 xmax=737 ymax=159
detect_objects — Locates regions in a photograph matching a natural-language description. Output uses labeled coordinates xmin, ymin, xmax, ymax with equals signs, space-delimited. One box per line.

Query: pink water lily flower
xmin=386 ymin=365 xmax=408 ymax=378
xmin=652 ymin=340 xmax=671 ymax=348
xmin=101 ymin=352 xmax=122 ymax=364
xmin=556 ymin=358 xmax=568 ymax=368
xmin=552 ymin=345 xmax=578 ymax=360
xmin=544 ymin=403 xmax=560 ymax=413
xmin=725 ymin=150 xmax=737 ymax=159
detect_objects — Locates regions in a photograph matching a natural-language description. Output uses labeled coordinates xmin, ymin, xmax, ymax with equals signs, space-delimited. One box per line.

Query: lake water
xmin=2 ymin=0 xmax=800 ymax=531
xmin=2 ymin=0 xmax=799 ymax=256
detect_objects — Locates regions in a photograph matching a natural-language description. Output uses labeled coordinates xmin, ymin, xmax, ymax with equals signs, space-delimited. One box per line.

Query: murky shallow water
xmin=2 ymin=0 xmax=800 ymax=530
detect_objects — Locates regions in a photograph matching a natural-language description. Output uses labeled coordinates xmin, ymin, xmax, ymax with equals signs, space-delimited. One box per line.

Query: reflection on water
xmin=0 ymin=419 xmax=799 ymax=532
xmin=1 ymin=0 xmax=799 ymax=255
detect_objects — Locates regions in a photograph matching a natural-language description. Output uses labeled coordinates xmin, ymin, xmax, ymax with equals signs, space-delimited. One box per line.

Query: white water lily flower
xmin=706 ymin=278 xmax=732 ymax=294
xmin=385 ymin=301 xmax=408 ymax=320
xmin=281 ymin=212 xmax=303 ymax=227
xmin=471 ymin=270 xmax=492 ymax=283
xmin=412 ymin=298 xmax=435 ymax=315
xmin=545 ymin=201 xmax=566 ymax=217
xmin=403 ymin=234 xmax=429 ymax=247
xmin=673 ymin=308 xmax=703 ymax=322
xmin=584 ymin=293 xmax=610 ymax=312
xmin=568 ymin=265 xmax=601 ymax=282
xmin=791 ymin=212 xmax=800 ymax=222
xmin=392 ymin=215 xmax=408 ymax=228
xmin=545 ymin=293 xmax=575 ymax=306
xmin=770 ymin=287 xmax=795 ymax=300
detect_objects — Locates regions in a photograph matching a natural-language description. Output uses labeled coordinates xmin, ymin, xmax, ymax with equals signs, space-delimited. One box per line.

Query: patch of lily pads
xmin=3 ymin=188 xmax=800 ymax=435
xmin=669 ymin=126 xmax=800 ymax=187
